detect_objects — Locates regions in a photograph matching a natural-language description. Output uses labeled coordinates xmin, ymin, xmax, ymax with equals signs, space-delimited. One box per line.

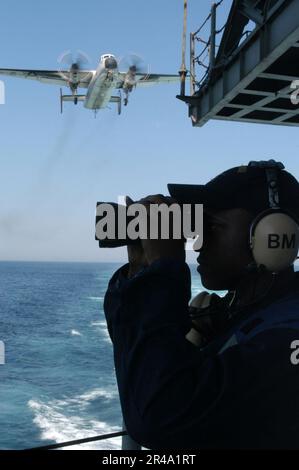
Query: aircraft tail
xmin=60 ymin=88 xmax=86 ymax=113
xmin=109 ymin=95 xmax=121 ymax=115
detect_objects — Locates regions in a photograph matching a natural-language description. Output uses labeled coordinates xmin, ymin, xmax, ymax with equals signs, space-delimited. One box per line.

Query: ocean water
xmin=0 ymin=261 xmax=203 ymax=450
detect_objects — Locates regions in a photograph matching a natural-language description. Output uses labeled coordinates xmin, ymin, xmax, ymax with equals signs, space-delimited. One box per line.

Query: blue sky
xmin=0 ymin=0 xmax=298 ymax=263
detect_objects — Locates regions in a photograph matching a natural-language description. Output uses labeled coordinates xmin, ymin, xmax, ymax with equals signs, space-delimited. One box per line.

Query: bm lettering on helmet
xmin=268 ymin=234 xmax=296 ymax=249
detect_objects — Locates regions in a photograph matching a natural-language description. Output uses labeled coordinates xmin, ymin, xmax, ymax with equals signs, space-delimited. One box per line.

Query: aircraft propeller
xmin=119 ymin=53 xmax=150 ymax=105
xmin=57 ymin=50 xmax=92 ymax=86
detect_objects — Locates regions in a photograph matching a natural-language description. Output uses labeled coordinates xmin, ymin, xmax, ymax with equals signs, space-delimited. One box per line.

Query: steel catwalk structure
xmin=178 ymin=0 xmax=299 ymax=127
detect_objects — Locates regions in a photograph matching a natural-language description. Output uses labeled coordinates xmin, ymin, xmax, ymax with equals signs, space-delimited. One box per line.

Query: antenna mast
xmin=179 ymin=0 xmax=188 ymax=96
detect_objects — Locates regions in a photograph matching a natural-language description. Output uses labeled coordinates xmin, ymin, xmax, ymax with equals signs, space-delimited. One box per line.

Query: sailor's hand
xmin=138 ymin=194 xmax=185 ymax=265
xmin=126 ymin=194 xmax=185 ymax=276
xmin=186 ymin=292 xmax=216 ymax=347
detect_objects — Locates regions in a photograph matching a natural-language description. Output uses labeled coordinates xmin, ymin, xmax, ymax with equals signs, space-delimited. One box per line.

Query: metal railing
xmin=24 ymin=421 xmax=141 ymax=450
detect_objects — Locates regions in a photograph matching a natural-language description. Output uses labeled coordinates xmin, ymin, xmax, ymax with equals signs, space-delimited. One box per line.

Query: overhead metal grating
xmin=178 ymin=0 xmax=299 ymax=127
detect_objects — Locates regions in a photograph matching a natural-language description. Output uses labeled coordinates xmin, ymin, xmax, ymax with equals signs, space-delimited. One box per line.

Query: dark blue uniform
xmin=104 ymin=259 xmax=299 ymax=449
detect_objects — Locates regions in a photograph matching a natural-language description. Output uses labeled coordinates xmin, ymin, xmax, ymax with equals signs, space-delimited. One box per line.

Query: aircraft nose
xmin=105 ymin=58 xmax=117 ymax=69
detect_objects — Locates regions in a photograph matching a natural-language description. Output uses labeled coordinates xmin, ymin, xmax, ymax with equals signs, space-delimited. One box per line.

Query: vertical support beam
xmin=121 ymin=420 xmax=141 ymax=450
xmin=209 ymin=3 xmax=217 ymax=76
xmin=179 ymin=0 xmax=188 ymax=96
xmin=190 ymin=32 xmax=196 ymax=95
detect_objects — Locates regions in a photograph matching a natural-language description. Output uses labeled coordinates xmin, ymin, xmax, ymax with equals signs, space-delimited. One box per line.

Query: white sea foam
xmin=28 ymin=400 xmax=121 ymax=450
xmin=78 ymin=388 xmax=118 ymax=402
xmin=28 ymin=387 xmax=121 ymax=450
xmin=71 ymin=329 xmax=82 ymax=336
xmin=55 ymin=387 xmax=119 ymax=408
xmin=88 ymin=296 xmax=104 ymax=302
xmin=44 ymin=388 xmax=118 ymax=411
xmin=90 ymin=321 xmax=111 ymax=344
xmin=90 ymin=321 xmax=107 ymax=327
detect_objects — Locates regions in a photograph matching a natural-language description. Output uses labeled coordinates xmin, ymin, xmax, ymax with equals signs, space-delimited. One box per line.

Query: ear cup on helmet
xmin=250 ymin=210 xmax=299 ymax=272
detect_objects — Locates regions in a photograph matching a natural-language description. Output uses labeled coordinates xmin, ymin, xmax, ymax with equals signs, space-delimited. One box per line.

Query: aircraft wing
xmin=136 ymin=73 xmax=181 ymax=86
xmin=117 ymin=73 xmax=181 ymax=88
xmin=0 ymin=68 xmax=95 ymax=88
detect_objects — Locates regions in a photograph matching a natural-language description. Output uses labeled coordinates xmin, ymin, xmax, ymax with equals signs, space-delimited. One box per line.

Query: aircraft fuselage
xmin=84 ymin=54 xmax=118 ymax=110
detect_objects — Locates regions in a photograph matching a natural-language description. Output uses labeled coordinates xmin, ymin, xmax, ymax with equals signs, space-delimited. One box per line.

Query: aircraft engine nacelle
xmin=123 ymin=72 xmax=136 ymax=91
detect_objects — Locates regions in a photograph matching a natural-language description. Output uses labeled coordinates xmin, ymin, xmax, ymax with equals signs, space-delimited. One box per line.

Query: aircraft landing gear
xmin=70 ymin=84 xmax=78 ymax=105
xmin=124 ymin=90 xmax=129 ymax=106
